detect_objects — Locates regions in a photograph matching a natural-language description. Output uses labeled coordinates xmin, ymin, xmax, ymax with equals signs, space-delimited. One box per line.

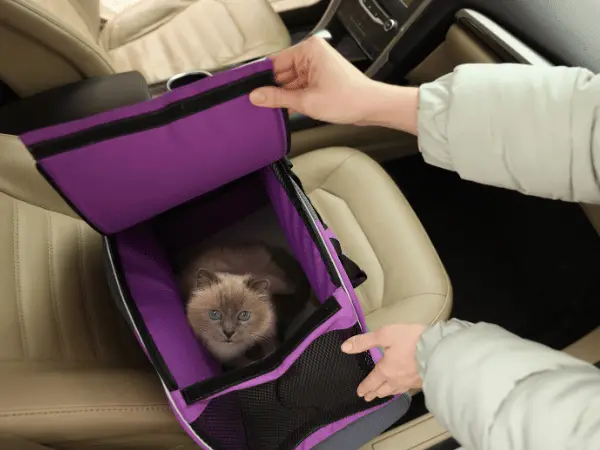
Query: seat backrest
xmin=0 ymin=0 xmax=115 ymax=98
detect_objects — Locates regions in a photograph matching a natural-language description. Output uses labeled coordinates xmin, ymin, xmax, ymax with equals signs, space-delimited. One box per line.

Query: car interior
xmin=0 ymin=0 xmax=599 ymax=449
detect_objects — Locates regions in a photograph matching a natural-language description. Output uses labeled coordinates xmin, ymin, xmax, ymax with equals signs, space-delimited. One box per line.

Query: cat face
xmin=185 ymin=269 xmax=276 ymax=349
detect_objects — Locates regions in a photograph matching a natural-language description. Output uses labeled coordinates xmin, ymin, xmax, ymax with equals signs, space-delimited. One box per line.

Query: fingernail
xmin=341 ymin=341 xmax=352 ymax=352
xmin=250 ymin=90 xmax=266 ymax=105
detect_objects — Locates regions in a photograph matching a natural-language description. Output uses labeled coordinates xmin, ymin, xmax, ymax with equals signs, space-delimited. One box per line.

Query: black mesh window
xmin=191 ymin=325 xmax=389 ymax=450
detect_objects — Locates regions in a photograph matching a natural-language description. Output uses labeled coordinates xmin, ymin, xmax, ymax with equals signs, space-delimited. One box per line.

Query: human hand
xmin=341 ymin=323 xmax=427 ymax=401
xmin=249 ymin=36 xmax=378 ymax=125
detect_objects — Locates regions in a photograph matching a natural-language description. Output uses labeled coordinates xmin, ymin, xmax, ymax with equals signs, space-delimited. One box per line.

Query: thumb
xmin=250 ymin=86 xmax=301 ymax=110
xmin=341 ymin=331 xmax=382 ymax=354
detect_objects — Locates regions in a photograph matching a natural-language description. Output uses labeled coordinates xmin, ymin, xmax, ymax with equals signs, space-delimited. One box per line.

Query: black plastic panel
xmin=0 ymin=71 xmax=150 ymax=135
xmin=372 ymin=0 xmax=600 ymax=80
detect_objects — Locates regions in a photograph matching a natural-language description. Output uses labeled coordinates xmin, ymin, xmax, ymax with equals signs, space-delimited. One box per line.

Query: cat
xmin=178 ymin=243 xmax=314 ymax=369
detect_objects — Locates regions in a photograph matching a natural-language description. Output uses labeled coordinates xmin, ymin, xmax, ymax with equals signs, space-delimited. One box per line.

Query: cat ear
xmin=195 ymin=269 xmax=219 ymax=290
xmin=247 ymin=278 xmax=271 ymax=294
xmin=268 ymin=274 xmax=296 ymax=295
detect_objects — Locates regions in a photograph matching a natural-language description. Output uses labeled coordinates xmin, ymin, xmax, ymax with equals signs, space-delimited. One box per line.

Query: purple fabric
xmin=166 ymin=391 xmax=213 ymax=450
xmin=23 ymin=60 xmax=287 ymax=234
xmin=189 ymin=288 xmax=358 ymax=402
xmin=262 ymin=168 xmax=336 ymax=302
xmin=297 ymin=399 xmax=395 ymax=449
xmin=154 ymin=173 xmax=268 ymax=259
xmin=115 ymin=225 xmax=220 ymax=388
xmin=21 ymin=59 xmax=274 ymax=145
xmin=321 ymin=225 xmax=383 ymax=364
xmin=170 ymin=390 xmax=206 ymax=424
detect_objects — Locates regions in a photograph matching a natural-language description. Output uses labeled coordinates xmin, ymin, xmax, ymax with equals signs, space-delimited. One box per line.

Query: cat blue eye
xmin=238 ymin=311 xmax=251 ymax=322
xmin=208 ymin=310 xmax=221 ymax=320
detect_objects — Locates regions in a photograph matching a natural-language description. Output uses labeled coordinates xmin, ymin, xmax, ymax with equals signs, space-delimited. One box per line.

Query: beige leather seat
xmin=0 ymin=134 xmax=450 ymax=448
xmin=0 ymin=0 xmax=291 ymax=97
xmin=268 ymin=0 xmax=322 ymax=13
xmin=293 ymin=147 xmax=452 ymax=329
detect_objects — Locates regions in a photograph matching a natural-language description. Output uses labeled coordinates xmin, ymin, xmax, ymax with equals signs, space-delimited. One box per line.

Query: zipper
xmin=272 ymin=161 xmax=342 ymax=287
xmin=29 ymin=70 xmax=276 ymax=159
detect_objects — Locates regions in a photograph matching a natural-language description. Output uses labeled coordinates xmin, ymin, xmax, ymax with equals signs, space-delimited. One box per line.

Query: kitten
xmin=179 ymin=243 xmax=313 ymax=369
xmin=184 ymin=269 xmax=278 ymax=368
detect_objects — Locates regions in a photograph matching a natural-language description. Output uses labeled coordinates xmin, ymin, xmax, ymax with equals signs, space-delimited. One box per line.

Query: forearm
xmin=357 ymin=81 xmax=419 ymax=135
xmin=417 ymin=319 xmax=600 ymax=449
xmin=418 ymin=64 xmax=600 ymax=203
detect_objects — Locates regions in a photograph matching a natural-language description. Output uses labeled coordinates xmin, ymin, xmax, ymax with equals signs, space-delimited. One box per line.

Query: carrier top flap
xmin=19 ymin=59 xmax=289 ymax=235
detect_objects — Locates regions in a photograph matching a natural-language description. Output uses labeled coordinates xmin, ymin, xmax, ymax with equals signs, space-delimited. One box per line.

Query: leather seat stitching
xmin=78 ymin=222 xmax=99 ymax=359
xmin=11 ymin=0 xmax=114 ymax=72
xmin=46 ymin=211 xmax=66 ymax=359
xmin=334 ymin=152 xmax=452 ymax=324
xmin=316 ymin=187 xmax=384 ymax=311
xmin=311 ymin=150 xmax=452 ymax=324
xmin=13 ymin=199 xmax=28 ymax=358
xmin=427 ymin=286 xmax=451 ymax=325
xmin=0 ymin=406 xmax=171 ymax=417
xmin=303 ymin=150 xmax=357 ymax=195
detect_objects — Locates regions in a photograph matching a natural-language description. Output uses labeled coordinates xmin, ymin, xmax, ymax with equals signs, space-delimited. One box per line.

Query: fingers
xmin=275 ymin=68 xmax=297 ymax=85
xmin=341 ymin=328 xmax=392 ymax=354
xmin=269 ymin=43 xmax=302 ymax=74
xmin=363 ymin=382 xmax=390 ymax=402
xmin=356 ymin=364 xmax=386 ymax=397
xmin=249 ymin=86 xmax=302 ymax=110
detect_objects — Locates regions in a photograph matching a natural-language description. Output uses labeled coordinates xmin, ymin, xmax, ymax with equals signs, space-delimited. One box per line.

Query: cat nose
xmin=223 ymin=330 xmax=235 ymax=339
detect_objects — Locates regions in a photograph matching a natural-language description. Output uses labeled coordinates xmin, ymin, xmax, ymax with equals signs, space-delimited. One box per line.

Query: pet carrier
xmin=19 ymin=59 xmax=411 ymax=450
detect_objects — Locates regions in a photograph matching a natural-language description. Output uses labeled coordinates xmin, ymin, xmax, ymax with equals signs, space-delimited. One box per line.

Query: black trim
xmin=595 ymin=361 xmax=600 ymax=369
xmin=0 ymin=79 xmax=18 ymax=108
xmin=29 ymin=70 xmax=279 ymax=159
xmin=272 ymin=161 xmax=342 ymax=287
xmin=282 ymin=157 xmax=328 ymax=229
xmin=330 ymin=238 xmax=368 ymax=289
xmin=427 ymin=437 xmax=461 ymax=450
xmin=36 ymin=163 xmax=104 ymax=234
xmin=282 ymin=108 xmax=292 ymax=155
xmin=104 ymin=236 xmax=178 ymax=391
xmin=181 ymin=296 xmax=342 ymax=404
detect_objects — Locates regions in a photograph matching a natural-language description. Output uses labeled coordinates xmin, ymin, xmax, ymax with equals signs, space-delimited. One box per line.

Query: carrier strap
xmin=330 ymin=238 xmax=368 ymax=289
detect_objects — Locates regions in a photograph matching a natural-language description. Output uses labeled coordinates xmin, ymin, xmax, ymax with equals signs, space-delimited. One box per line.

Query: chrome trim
xmin=456 ymin=9 xmax=552 ymax=67
xmin=166 ymin=70 xmax=213 ymax=91
xmin=313 ymin=29 xmax=334 ymax=41
xmin=365 ymin=0 xmax=434 ymax=77
xmin=358 ymin=0 xmax=383 ymax=27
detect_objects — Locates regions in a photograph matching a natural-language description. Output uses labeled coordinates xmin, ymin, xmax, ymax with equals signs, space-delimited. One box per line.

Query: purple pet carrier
xmin=20 ymin=59 xmax=410 ymax=450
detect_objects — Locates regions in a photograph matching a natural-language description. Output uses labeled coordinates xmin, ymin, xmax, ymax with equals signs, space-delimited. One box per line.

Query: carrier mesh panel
xmin=192 ymin=325 xmax=387 ymax=450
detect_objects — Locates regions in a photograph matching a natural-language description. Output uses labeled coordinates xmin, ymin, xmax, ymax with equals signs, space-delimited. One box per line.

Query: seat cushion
xmin=0 ymin=135 xmax=179 ymax=444
xmin=101 ymin=0 xmax=291 ymax=83
xmin=292 ymin=147 xmax=452 ymax=329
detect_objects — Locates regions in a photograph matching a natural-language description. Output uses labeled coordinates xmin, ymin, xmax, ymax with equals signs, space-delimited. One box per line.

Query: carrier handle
xmin=329 ymin=238 xmax=368 ymax=289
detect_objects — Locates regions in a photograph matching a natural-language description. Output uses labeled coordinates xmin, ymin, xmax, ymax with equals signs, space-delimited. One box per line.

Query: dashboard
xmin=323 ymin=0 xmax=600 ymax=80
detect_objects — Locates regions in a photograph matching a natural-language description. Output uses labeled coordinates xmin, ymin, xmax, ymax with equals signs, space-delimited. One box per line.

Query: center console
xmin=313 ymin=0 xmax=434 ymax=79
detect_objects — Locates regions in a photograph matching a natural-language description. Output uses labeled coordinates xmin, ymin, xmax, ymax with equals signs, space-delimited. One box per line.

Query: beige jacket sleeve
xmin=415 ymin=64 xmax=600 ymax=449
xmin=418 ymin=64 xmax=600 ymax=204
xmin=416 ymin=320 xmax=600 ymax=450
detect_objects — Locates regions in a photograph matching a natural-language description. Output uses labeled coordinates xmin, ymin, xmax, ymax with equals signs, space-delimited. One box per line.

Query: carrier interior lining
xmin=112 ymin=166 xmax=339 ymax=391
